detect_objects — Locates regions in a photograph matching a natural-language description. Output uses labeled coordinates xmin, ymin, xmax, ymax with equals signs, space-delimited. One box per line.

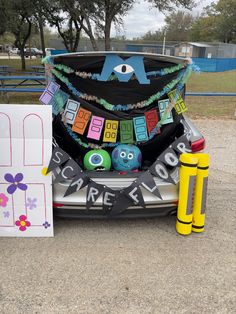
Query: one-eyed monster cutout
xmin=111 ymin=144 xmax=142 ymax=171
xmin=97 ymin=55 xmax=150 ymax=84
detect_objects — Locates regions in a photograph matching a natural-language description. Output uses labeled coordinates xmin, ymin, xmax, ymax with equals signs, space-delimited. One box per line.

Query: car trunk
xmin=52 ymin=53 xmax=186 ymax=168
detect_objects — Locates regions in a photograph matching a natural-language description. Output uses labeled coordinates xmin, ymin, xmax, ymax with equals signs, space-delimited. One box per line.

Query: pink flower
xmin=0 ymin=193 xmax=8 ymax=207
xmin=15 ymin=215 xmax=31 ymax=232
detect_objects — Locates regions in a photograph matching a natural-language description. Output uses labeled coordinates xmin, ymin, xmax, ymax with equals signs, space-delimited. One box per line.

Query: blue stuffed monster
xmin=111 ymin=144 xmax=142 ymax=171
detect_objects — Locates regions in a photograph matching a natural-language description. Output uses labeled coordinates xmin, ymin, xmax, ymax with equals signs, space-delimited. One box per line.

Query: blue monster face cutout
xmin=97 ymin=55 xmax=150 ymax=84
xmin=111 ymin=144 xmax=142 ymax=171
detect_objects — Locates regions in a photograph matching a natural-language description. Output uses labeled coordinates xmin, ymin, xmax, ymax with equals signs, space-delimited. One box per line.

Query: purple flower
xmin=42 ymin=221 xmax=50 ymax=229
xmin=26 ymin=198 xmax=37 ymax=210
xmin=4 ymin=173 xmax=28 ymax=194
xmin=3 ymin=211 xmax=10 ymax=218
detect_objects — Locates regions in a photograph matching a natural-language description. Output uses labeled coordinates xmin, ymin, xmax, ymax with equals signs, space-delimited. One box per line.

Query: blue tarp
xmin=192 ymin=58 xmax=236 ymax=72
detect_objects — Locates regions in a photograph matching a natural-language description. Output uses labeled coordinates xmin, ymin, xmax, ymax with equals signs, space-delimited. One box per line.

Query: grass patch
xmin=186 ymin=96 xmax=235 ymax=119
xmin=0 ymin=93 xmax=41 ymax=104
xmin=0 ymin=58 xmax=42 ymax=72
xmin=187 ymin=70 xmax=236 ymax=93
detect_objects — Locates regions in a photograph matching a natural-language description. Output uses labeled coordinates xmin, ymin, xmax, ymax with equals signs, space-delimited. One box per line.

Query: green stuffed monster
xmin=83 ymin=149 xmax=111 ymax=171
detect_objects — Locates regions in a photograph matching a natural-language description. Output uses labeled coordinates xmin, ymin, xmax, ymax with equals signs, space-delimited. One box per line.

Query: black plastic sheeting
xmin=52 ymin=54 xmax=185 ymax=166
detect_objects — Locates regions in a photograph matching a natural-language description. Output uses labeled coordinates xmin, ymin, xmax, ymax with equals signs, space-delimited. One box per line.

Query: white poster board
xmin=0 ymin=105 xmax=53 ymax=237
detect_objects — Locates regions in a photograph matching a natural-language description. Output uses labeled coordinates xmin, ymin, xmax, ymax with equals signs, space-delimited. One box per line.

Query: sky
xmin=111 ymin=0 xmax=216 ymax=39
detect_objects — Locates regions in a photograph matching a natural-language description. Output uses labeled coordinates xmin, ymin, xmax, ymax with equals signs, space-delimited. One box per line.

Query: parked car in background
xmin=45 ymin=48 xmax=56 ymax=56
xmin=17 ymin=48 xmax=43 ymax=58
xmin=9 ymin=48 xmax=19 ymax=54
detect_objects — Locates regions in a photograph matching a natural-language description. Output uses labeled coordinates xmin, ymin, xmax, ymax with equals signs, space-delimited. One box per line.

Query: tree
xmin=0 ymin=2 xmax=7 ymax=36
xmin=148 ymin=0 xmax=195 ymax=11
xmin=139 ymin=30 xmax=165 ymax=42
xmin=189 ymin=16 xmax=218 ymax=42
xmin=1 ymin=0 xmax=34 ymax=70
xmin=43 ymin=0 xmax=84 ymax=52
xmin=189 ymin=0 xmax=236 ymax=43
xmin=92 ymin=0 xmax=135 ymax=50
xmin=164 ymin=11 xmax=195 ymax=41
xmin=210 ymin=0 xmax=236 ymax=43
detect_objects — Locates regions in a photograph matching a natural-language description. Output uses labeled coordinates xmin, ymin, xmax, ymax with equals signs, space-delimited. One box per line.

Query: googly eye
xmin=120 ymin=151 xmax=126 ymax=158
xmin=114 ymin=64 xmax=134 ymax=75
xmin=128 ymin=153 xmax=134 ymax=160
xmin=89 ymin=153 xmax=103 ymax=166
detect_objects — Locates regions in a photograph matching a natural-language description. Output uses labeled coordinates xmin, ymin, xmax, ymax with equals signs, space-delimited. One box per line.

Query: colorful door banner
xmin=103 ymin=120 xmax=119 ymax=142
xmin=72 ymin=107 xmax=92 ymax=135
xmin=168 ymin=90 xmax=188 ymax=114
xmin=47 ymin=81 xmax=60 ymax=94
xmin=87 ymin=116 xmax=105 ymax=140
xmin=120 ymin=120 xmax=134 ymax=144
xmin=0 ymin=105 xmax=53 ymax=237
xmin=39 ymin=81 xmax=60 ymax=105
xmin=144 ymin=109 xmax=159 ymax=135
xmin=64 ymin=99 xmax=80 ymax=124
xmin=133 ymin=116 xmax=148 ymax=142
xmin=158 ymin=99 xmax=173 ymax=125
xmin=49 ymin=90 xmax=69 ymax=115
xmin=39 ymin=90 xmax=54 ymax=105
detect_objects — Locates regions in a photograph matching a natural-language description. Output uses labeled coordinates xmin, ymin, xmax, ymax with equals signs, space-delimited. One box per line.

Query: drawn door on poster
xmin=0 ymin=106 xmax=53 ymax=237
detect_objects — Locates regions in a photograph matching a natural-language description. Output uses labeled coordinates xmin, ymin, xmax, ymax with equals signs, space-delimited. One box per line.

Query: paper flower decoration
xmin=3 ymin=211 xmax=10 ymax=218
xmin=4 ymin=173 xmax=28 ymax=194
xmin=0 ymin=193 xmax=8 ymax=207
xmin=26 ymin=198 xmax=37 ymax=210
xmin=15 ymin=215 xmax=31 ymax=231
xmin=42 ymin=221 xmax=51 ymax=229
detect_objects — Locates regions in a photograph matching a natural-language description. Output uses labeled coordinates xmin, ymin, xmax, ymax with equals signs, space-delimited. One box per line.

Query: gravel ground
xmin=0 ymin=119 xmax=235 ymax=314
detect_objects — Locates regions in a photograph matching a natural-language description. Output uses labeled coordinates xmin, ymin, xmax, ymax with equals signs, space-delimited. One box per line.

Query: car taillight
xmin=191 ymin=137 xmax=205 ymax=152
xmin=53 ymin=202 xmax=64 ymax=208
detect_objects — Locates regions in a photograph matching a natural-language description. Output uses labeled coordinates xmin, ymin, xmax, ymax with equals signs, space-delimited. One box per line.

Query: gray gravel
xmin=0 ymin=119 xmax=236 ymax=314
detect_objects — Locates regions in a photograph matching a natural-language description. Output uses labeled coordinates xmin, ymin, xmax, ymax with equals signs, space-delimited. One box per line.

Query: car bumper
xmin=53 ymin=169 xmax=179 ymax=218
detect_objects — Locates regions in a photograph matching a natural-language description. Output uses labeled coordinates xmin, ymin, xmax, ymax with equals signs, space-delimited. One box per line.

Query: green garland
xmin=43 ymin=56 xmax=195 ymax=111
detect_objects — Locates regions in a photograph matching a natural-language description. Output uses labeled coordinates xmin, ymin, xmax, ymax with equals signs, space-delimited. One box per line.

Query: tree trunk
xmin=38 ymin=16 xmax=46 ymax=57
xmin=82 ymin=16 xmax=99 ymax=51
xmin=104 ymin=19 xmax=112 ymax=51
xmin=20 ymin=48 xmax=26 ymax=70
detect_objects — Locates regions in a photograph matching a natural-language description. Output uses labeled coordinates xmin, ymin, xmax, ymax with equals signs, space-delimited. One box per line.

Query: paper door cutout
xmin=39 ymin=90 xmax=53 ymax=105
xmin=0 ymin=105 xmax=53 ymax=237
xmin=158 ymin=99 xmax=173 ymax=125
xmin=144 ymin=109 xmax=160 ymax=135
xmin=0 ymin=112 xmax=12 ymax=167
xmin=72 ymin=107 xmax=91 ymax=135
xmin=64 ymin=99 xmax=80 ymax=124
xmin=49 ymin=90 xmax=69 ymax=115
xmin=47 ymin=81 xmax=60 ymax=94
xmin=133 ymin=116 xmax=148 ymax=142
xmin=168 ymin=90 xmax=188 ymax=114
xmin=103 ymin=120 xmax=118 ymax=142
xmin=120 ymin=120 xmax=134 ymax=144
xmin=87 ymin=116 xmax=104 ymax=140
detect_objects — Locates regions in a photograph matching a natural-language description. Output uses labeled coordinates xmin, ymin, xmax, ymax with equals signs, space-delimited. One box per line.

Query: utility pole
xmin=162 ymin=29 xmax=166 ymax=55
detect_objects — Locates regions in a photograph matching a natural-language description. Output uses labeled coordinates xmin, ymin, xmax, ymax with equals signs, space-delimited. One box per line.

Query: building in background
xmin=175 ymin=42 xmax=236 ymax=58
